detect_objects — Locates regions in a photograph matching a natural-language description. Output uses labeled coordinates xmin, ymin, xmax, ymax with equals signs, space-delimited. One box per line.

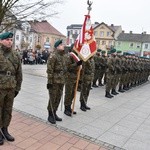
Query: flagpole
xmin=71 ymin=66 xmax=82 ymax=116
xmin=71 ymin=0 xmax=93 ymax=115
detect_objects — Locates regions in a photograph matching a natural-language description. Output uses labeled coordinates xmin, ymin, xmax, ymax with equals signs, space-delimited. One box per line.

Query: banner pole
xmin=71 ymin=66 xmax=82 ymax=116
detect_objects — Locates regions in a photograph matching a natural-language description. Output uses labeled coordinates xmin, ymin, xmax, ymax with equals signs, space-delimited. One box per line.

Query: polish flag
xmin=74 ymin=15 xmax=96 ymax=61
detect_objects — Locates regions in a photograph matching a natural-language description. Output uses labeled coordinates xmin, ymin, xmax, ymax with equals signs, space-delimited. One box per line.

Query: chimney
xmin=143 ymin=31 xmax=147 ymax=34
xmin=130 ymin=31 xmax=132 ymax=34
xmin=94 ymin=22 xmax=99 ymax=24
xmin=122 ymin=30 xmax=125 ymax=33
xmin=111 ymin=24 xmax=114 ymax=27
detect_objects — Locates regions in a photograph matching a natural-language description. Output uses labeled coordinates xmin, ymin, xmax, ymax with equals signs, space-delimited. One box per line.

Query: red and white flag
xmin=74 ymin=15 xmax=97 ymax=61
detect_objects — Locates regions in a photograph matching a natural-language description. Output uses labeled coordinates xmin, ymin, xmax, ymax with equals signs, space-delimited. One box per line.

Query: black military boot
xmin=0 ymin=131 xmax=4 ymax=145
xmin=64 ymin=106 xmax=72 ymax=116
xmin=99 ymin=82 xmax=104 ymax=86
xmin=54 ymin=111 xmax=62 ymax=121
xmin=64 ymin=106 xmax=77 ymax=117
xmin=48 ymin=111 xmax=56 ymax=124
xmin=118 ymin=86 xmax=125 ymax=93
xmin=84 ymin=103 xmax=91 ymax=110
xmin=123 ymin=85 xmax=129 ymax=90
xmin=105 ymin=91 xmax=114 ymax=98
xmin=111 ymin=89 xmax=119 ymax=95
xmin=92 ymin=83 xmax=98 ymax=87
xmin=2 ymin=127 xmax=15 ymax=141
xmin=80 ymin=101 xmax=86 ymax=111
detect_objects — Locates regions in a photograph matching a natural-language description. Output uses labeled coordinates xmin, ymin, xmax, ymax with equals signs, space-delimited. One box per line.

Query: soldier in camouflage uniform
xmin=0 ymin=32 xmax=22 ymax=145
xmin=80 ymin=57 xmax=95 ymax=111
xmin=47 ymin=40 xmax=66 ymax=124
xmin=64 ymin=44 xmax=82 ymax=116
xmin=92 ymin=49 xmax=101 ymax=87
xmin=105 ymin=50 xmax=116 ymax=98
xmin=98 ymin=50 xmax=107 ymax=86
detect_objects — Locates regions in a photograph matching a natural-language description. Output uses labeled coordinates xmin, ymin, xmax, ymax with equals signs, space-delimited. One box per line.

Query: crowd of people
xmin=16 ymin=49 xmax=50 ymax=65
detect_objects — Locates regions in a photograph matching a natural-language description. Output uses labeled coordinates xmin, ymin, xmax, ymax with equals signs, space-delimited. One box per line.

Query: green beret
xmin=107 ymin=51 xmax=111 ymax=54
xmin=97 ymin=49 xmax=101 ymax=52
xmin=117 ymin=50 xmax=122 ymax=53
xmin=0 ymin=32 xmax=13 ymax=40
xmin=101 ymin=50 xmax=106 ymax=54
xmin=54 ymin=39 xmax=63 ymax=48
xmin=110 ymin=49 xmax=116 ymax=54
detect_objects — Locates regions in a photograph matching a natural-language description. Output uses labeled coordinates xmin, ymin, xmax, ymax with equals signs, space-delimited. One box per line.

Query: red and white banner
xmin=74 ymin=15 xmax=97 ymax=61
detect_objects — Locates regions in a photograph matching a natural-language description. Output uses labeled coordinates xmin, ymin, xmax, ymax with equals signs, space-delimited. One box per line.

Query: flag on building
xmin=74 ymin=15 xmax=97 ymax=61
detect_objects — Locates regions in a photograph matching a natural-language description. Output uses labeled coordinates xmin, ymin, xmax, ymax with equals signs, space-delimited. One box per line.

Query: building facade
xmin=115 ymin=31 xmax=150 ymax=57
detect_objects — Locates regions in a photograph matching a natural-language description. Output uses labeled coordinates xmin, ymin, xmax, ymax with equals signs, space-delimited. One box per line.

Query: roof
xmin=117 ymin=33 xmax=150 ymax=43
xmin=93 ymin=22 xmax=115 ymax=33
xmin=29 ymin=20 xmax=65 ymax=37
xmin=67 ymin=23 xmax=99 ymax=30
xmin=67 ymin=24 xmax=82 ymax=29
xmin=109 ymin=25 xmax=121 ymax=32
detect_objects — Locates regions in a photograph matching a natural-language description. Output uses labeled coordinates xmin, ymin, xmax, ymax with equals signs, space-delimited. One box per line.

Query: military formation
xmin=46 ymin=39 xmax=150 ymax=125
xmin=0 ymin=31 xmax=150 ymax=145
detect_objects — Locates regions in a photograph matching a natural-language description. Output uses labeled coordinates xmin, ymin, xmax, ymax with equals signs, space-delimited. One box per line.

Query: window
xmin=100 ymin=31 xmax=104 ymax=37
xmin=107 ymin=32 xmax=111 ymax=37
xmin=117 ymin=42 xmax=121 ymax=46
xmin=130 ymin=43 xmax=134 ymax=48
xmin=136 ymin=43 xmax=140 ymax=48
xmin=16 ymin=35 xmax=19 ymax=41
xmin=108 ymin=41 xmax=112 ymax=46
xmin=46 ymin=37 xmax=49 ymax=42
xmin=74 ymin=30 xmax=78 ymax=34
xmin=102 ymin=41 xmax=106 ymax=45
xmin=67 ymin=31 xmax=70 ymax=37
xmin=144 ymin=44 xmax=148 ymax=49
xmin=94 ymin=31 xmax=98 ymax=36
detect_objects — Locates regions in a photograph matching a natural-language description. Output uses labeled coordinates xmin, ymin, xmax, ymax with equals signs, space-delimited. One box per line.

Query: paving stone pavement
xmin=3 ymin=110 xmax=108 ymax=150
xmin=11 ymin=64 xmax=150 ymax=150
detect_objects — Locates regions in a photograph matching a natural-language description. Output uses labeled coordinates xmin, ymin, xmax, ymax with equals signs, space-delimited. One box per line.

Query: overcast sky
xmin=48 ymin=0 xmax=149 ymax=36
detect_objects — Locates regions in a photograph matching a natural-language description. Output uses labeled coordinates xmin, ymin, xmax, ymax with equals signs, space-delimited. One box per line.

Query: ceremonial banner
xmin=74 ymin=14 xmax=97 ymax=61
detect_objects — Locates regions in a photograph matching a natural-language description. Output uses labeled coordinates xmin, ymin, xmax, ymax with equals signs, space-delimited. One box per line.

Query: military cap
xmin=0 ymin=32 xmax=13 ymax=40
xmin=101 ymin=50 xmax=106 ymax=54
xmin=117 ymin=50 xmax=122 ymax=53
xmin=107 ymin=51 xmax=111 ymax=55
xmin=110 ymin=48 xmax=116 ymax=54
xmin=97 ymin=49 xmax=101 ymax=52
xmin=54 ymin=39 xmax=63 ymax=48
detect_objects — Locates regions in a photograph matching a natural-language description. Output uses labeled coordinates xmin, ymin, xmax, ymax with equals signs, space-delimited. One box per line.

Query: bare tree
xmin=0 ymin=0 xmax=64 ymax=31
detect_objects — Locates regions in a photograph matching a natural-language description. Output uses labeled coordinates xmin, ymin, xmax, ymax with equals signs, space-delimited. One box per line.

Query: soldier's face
xmin=0 ymin=38 xmax=13 ymax=48
xmin=57 ymin=43 xmax=64 ymax=51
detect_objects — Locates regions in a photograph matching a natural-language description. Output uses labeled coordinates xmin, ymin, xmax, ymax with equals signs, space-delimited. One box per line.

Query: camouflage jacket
xmin=81 ymin=57 xmax=95 ymax=82
xmin=47 ymin=50 xmax=67 ymax=84
xmin=0 ymin=46 xmax=22 ymax=91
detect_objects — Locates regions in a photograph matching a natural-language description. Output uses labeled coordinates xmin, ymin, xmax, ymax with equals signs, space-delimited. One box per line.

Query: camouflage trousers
xmin=0 ymin=89 xmax=15 ymax=128
xmin=47 ymin=83 xmax=64 ymax=112
xmin=64 ymin=79 xmax=76 ymax=106
xmin=105 ymin=74 xmax=114 ymax=92
xmin=80 ymin=81 xmax=91 ymax=104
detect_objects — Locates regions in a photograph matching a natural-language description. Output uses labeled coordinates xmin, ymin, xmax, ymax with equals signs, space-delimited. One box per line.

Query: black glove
xmin=47 ymin=84 xmax=53 ymax=89
xmin=14 ymin=91 xmax=19 ymax=98
xmin=76 ymin=60 xmax=82 ymax=66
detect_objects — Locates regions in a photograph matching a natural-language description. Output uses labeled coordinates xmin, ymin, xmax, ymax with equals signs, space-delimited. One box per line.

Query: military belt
xmin=0 ymin=71 xmax=14 ymax=76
